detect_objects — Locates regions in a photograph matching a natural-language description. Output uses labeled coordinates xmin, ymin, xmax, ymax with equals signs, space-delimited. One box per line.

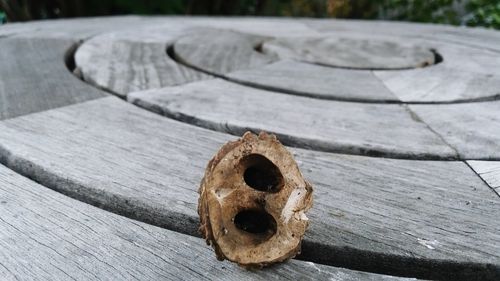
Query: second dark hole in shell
xmin=234 ymin=209 xmax=277 ymax=236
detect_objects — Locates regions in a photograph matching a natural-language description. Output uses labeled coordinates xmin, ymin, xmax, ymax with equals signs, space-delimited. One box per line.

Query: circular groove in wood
xmin=260 ymin=36 xmax=436 ymax=70
xmin=0 ymin=17 xmax=498 ymax=280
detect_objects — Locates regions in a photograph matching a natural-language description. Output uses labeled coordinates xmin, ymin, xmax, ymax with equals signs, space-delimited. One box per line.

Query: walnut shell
xmin=198 ymin=131 xmax=313 ymax=268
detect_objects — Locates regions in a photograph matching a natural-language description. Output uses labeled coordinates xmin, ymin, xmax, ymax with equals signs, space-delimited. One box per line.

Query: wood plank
xmin=0 ymin=96 xmax=498 ymax=280
xmin=0 ymin=164 xmax=393 ymax=281
xmin=60 ymin=17 xmax=500 ymax=105
xmin=374 ymin=65 xmax=500 ymax=103
xmin=172 ymin=28 xmax=277 ymax=75
xmin=0 ymin=16 xmax=170 ymax=39
xmin=75 ymin=28 xmax=209 ymax=97
xmin=0 ymin=37 xmax=105 ymax=120
xmin=302 ymin=20 xmax=500 ymax=103
xmin=374 ymin=42 xmax=500 ymax=103
xmin=190 ymin=17 xmax=321 ymax=37
xmin=466 ymin=161 xmax=500 ymax=196
xmin=226 ymin=60 xmax=399 ymax=102
xmin=304 ymin=18 xmax=500 ymax=53
xmin=128 ymin=79 xmax=456 ymax=160
xmin=410 ymin=101 xmax=500 ymax=160
xmin=73 ymin=20 xmax=317 ymax=97
xmin=3 ymin=16 xmax=499 ymax=53
xmin=0 ymin=16 xmax=319 ymax=40
xmin=261 ymin=35 xmax=434 ymax=70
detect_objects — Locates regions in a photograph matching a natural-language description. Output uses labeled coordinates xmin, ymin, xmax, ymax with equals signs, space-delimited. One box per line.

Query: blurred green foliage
xmin=466 ymin=0 xmax=500 ymax=28
xmin=0 ymin=0 xmax=499 ymax=29
xmin=378 ymin=0 xmax=461 ymax=25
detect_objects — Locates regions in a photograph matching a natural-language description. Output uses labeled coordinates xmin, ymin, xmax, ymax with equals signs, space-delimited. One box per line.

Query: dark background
xmin=0 ymin=0 xmax=499 ymax=29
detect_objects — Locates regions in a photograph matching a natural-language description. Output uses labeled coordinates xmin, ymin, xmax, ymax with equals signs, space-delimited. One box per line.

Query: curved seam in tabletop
xmin=10 ymin=20 xmax=497 ymax=278
xmin=0 ymin=133 xmax=202 ymax=237
xmin=3 ymin=19 xmax=499 ymax=280
xmin=302 ymin=20 xmax=500 ymax=54
xmin=72 ymin=37 xmax=500 ymax=161
xmin=292 ymin=56 xmax=436 ymax=71
xmin=0 ymin=101 xmax=498 ymax=281
xmin=66 ymin=40 xmax=127 ymax=98
xmin=0 ymin=38 xmax=107 ymax=121
xmin=73 ymin=43 xmax=459 ymax=160
xmin=167 ymin=45 xmax=500 ymax=105
xmin=130 ymin=95 xmax=460 ymax=161
xmin=0 ymin=164 xmax=371 ymax=281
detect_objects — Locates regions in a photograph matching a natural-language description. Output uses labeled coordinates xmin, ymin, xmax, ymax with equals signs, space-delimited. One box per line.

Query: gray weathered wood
xmin=467 ymin=161 xmax=500 ymax=196
xmin=226 ymin=60 xmax=399 ymax=102
xmin=75 ymin=28 xmax=209 ymax=97
xmin=0 ymin=16 xmax=177 ymax=39
xmin=129 ymin=79 xmax=456 ymax=160
xmin=189 ymin=17 xmax=321 ymax=37
xmin=374 ymin=65 xmax=500 ymax=103
xmin=261 ymin=35 xmax=435 ymax=70
xmin=304 ymin=18 xmax=500 ymax=53
xmin=0 ymin=37 xmax=105 ymax=120
xmin=0 ymin=164 xmax=394 ymax=281
xmin=0 ymin=16 xmax=322 ymax=40
xmin=374 ymin=42 xmax=500 ymax=103
xmin=59 ymin=17 xmax=500 ymax=104
xmin=290 ymin=20 xmax=500 ymax=103
xmin=172 ymin=28 xmax=277 ymax=75
xmin=0 ymin=97 xmax=497 ymax=280
xmin=410 ymin=101 xmax=500 ymax=160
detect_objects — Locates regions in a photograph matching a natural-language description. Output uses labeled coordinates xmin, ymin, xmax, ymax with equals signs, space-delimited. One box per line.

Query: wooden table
xmin=0 ymin=16 xmax=499 ymax=280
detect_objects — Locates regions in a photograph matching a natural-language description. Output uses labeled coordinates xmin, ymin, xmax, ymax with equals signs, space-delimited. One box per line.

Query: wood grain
xmin=0 ymin=97 xmax=497 ymax=280
xmin=0 ymin=37 xmax=104 ymax=120
xmin=0 ymin=16 xmax=175 ymax=39
xmin=226 ymin=60 xmax=399 ymax=102
xmin=299 ymin=20 xmax=500 ymax=103
xmin=410 ymin=101 xmax=500 ymax=160
xmin=172 ymin=28 xmax=277 ymax=75
xmin=374 ymin=42 xmax=500 ymax=103
xmin=261 ymin=35 xmax=435 ymax=70
xmin=129 ymin=79 xmax=456 ymax=160
xmin=304 ymin=18 xmax=500 ymax=53
xmin=467 ymin=161 xmax=500 ymax=196
xmin=0 ymin=164 xmax=395 ymax=281
xmin=74 ymin=27 xmax=210 ymax=97
xmin=374 ymin=65 xmax=500 ymax=103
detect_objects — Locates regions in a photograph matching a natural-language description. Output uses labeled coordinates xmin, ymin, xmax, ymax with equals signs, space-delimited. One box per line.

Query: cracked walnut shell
xmin=198 ymin=131 xmax=313 ymax=267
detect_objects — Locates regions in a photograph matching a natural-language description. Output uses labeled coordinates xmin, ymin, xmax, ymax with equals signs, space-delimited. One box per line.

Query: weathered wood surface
xmin=129 ymin=79 xmax=456 ymax=160
xmin=0 ymin=16 xmax=175 ymax=39
xmin=75 ymin=28 xmax=209 ymax=97
xmin=374 ymin=42 xmax=500 ymax=103
xmin=190 ymin=17 xmax=321 ymax=37
xmin=172 ymin=28 xmax=277 ymax=75
xmin=71 ymin=18 xmax=500 ymax=104
xmin=0 ymin=37 xmax=104 ymax=120
xmin=467 ymin=161 xmax=500 ymax=196
xmin=226 ymin=60 xmax=399 ymax=102
xmin=298 ymin=21 xmax=500 ymax=103
xmin=410 ymin=101 xmax=500 ymax=160
xmin=304 ymin=19 xmax=500 ymax=52
xmin=2 ymin=16 xmax=500 ymax=281
xmin=261 ymin=36 xmax=435 ymax=69
xmin=0 ymin=164 xmax=395 ymax=281
xmin=0 ymin=97 xmax=498 ymax=280
xmin=374 ymin=66 xmax=500 ymax=103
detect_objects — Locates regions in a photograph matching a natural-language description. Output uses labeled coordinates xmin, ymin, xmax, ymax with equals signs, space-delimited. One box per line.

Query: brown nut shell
xmin=198 ymin=131 xmax=313 ymax=268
